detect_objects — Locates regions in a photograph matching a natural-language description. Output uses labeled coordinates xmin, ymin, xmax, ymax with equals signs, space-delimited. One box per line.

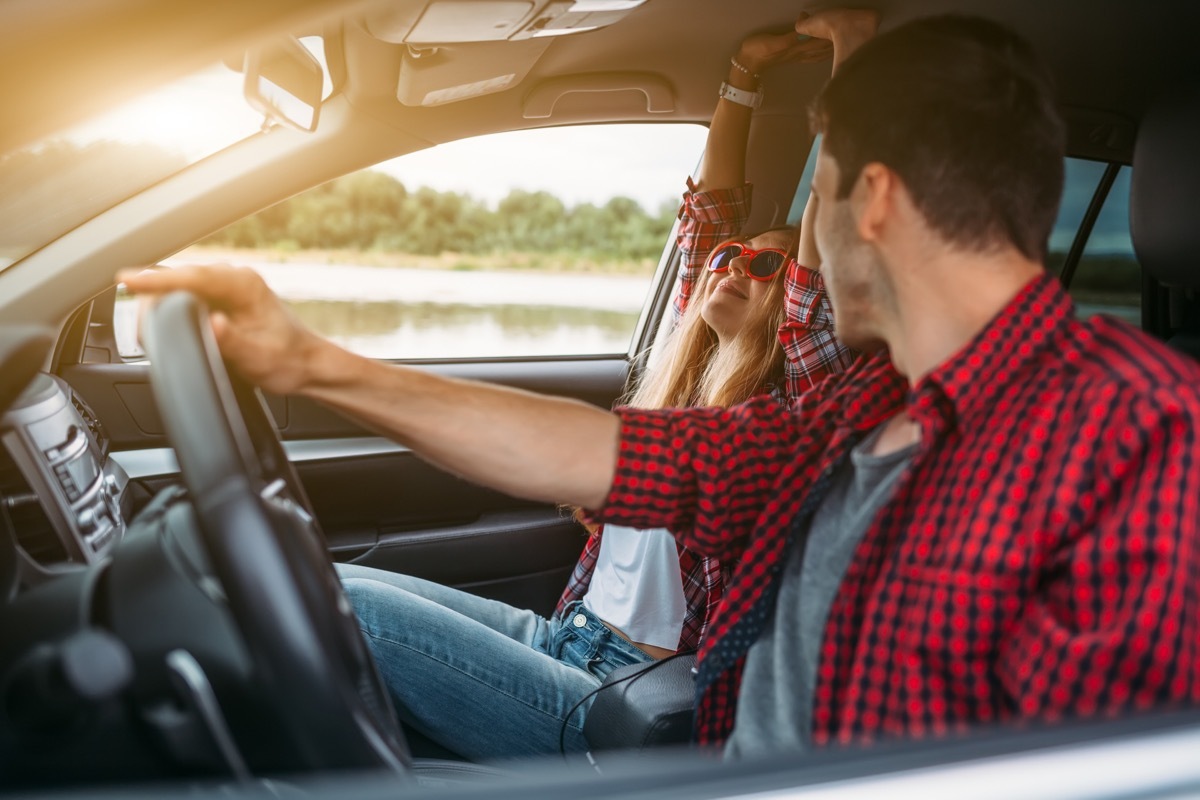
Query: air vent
xmin=70 ymin=389 xmax=108 ymax=459
xmin=0 ymin=445 xmax=66 ymax=564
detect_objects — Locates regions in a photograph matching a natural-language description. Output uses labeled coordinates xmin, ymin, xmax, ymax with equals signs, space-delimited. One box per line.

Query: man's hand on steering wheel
xmin=121 ymin=264 xmax=322 ymax=397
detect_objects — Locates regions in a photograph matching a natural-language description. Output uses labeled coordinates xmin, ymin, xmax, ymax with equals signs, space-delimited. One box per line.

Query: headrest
xmin=1130 ymin=86 xmax=1200 ymax=288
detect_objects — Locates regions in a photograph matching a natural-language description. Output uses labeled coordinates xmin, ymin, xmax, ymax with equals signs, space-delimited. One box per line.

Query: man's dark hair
xmin=811 ymin=15 xmax=1066 ymax=261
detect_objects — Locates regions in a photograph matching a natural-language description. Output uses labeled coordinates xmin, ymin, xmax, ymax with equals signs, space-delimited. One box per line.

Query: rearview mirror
xmin=243 ymin=37 xmax=323 ymax=133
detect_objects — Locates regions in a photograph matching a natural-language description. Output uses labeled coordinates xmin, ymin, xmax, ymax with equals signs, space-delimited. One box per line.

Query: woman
xmin=338 ymin=8 xmax=874 ymax=761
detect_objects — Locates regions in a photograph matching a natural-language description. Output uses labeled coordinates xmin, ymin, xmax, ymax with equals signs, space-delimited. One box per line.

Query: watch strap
xmin=718 ymin=81 xmax=763 ymax=109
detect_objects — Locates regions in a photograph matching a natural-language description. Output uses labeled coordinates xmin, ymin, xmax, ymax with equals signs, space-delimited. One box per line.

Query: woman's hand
xmin=737 ymin=9 xmax=880 ymax=78
xmin=734 ymin=26 xmax=833 ymax=76
xmin=794 ymin=9 xmax=880 ymax=73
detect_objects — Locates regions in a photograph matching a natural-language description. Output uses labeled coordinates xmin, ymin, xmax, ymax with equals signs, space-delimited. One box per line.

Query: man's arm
xmin=598 ymin=383 xmax=839 ymax=558
xmin=121 ymin=265 xmax=621 ymax=510
xmin=998 ymin=391 xmax=1200 ymax=717
xmin=305 ymin=342 xmax=621 ymax=509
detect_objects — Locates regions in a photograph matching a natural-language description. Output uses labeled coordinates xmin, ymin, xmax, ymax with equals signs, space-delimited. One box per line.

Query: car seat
xmin=1130 ymin=85 xmax=1200 ymax=356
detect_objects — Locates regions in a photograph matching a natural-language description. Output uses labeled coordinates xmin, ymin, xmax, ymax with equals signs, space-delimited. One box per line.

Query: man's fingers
xmin=209 ymin=310 xmax=230 ymax=338
xmin=121 ymin=263 xmax=223 ymax=292
xmin=118 ymin=263 xmax=264 ymax=314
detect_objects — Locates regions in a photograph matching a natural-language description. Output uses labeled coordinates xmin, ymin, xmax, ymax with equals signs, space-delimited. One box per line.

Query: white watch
xmin=719 ymin=81 xmax=763 ymax=109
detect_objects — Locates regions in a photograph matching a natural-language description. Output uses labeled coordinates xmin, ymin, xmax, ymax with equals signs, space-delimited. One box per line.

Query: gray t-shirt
xmin=724 ymin=426 xmax=917 ymax=760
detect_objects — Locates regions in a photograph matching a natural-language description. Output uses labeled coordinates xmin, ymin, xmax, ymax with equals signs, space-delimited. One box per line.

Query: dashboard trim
xmin=110 ymin=437 xmax=411 ymax=480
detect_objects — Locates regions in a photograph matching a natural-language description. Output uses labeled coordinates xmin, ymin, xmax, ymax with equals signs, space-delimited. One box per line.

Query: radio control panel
xmin=1 ymin=374 xmax=128 ymax=574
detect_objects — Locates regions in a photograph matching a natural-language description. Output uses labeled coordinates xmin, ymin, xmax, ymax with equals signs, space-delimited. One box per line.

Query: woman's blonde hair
xmin=568 ymin=227 xmax=792 ymax=529
xmin=626 ymin=228 xmax=792 ymax=410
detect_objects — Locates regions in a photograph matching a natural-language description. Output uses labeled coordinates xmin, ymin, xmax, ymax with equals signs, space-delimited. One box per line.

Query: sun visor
xmin=366 ymin=0 xmax=648 ymax=44
xmin=373 ymin=0 xmax=651 ymax=107
xmin=394 ymin=39 xmax=553 ymax=106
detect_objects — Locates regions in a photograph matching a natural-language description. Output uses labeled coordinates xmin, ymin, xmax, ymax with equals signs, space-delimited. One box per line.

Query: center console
xmin=0 ymin=374 xmax=129 ymax=580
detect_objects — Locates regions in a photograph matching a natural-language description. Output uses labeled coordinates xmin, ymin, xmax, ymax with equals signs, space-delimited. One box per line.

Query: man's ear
xmin=852 ymin=162 xmax=894 ymax=243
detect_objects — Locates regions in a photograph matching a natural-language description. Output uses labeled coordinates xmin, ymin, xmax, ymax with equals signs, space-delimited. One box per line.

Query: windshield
xmin=0 ymin=62 xmax=264 ymax=272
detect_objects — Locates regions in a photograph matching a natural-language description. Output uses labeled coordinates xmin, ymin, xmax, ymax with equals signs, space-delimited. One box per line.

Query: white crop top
xmin=581 ymin=525 xmax=686 ymax=651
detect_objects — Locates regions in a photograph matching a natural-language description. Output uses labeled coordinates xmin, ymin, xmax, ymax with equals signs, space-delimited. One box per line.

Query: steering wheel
xmin=142 ymin=291 xmax=410 ymax=772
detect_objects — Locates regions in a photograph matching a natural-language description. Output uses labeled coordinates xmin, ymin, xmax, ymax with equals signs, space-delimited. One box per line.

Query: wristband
xmin=718 ymin=81 xmax=763 ymax=109
xmin=730 ymin=57 xmax=760 ymax=80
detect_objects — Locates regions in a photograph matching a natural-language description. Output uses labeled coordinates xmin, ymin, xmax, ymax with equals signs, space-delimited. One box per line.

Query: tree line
xmin=203 ymin=170 xmax=678 ymax=262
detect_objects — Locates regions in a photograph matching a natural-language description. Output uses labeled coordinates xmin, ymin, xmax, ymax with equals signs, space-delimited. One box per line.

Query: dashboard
xmin=0 ymin=373 xmax=130 ymax=585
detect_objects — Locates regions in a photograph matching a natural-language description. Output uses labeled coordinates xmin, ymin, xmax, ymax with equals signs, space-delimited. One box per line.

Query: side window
xmin=785 ymin=150 xmax=1140 ymax=330
xmin=786 ymin=135 xmax=818 ymax=225
xmin=1064 ymin=166 xmax=1138 ymax=324
xmin=1052 ymin=159 xmax=1140 ymax=325
xmin=117 ymin=124 xmax=707 ymax=360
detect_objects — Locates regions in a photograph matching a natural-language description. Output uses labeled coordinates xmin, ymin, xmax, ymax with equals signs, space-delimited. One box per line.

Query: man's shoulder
xmin=1065 ymin=313 xmax=1200 ymax=415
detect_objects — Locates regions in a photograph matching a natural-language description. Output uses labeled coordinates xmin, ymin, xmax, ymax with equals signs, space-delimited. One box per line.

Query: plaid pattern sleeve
xmin=677 ymin=182 xmax=857 ymax=399
xmin=780 ymin=263 xmax=858 ymax=399
xmin=671 ymin=180 xmax=752 ymax=324
xmin=595 ymin=391 xmax=828 ymax=558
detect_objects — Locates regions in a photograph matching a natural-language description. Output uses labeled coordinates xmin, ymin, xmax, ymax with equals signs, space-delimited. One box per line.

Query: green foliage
xmin=1070 ymin=254 xmax=1140 ymax=294
xmin=201 ymin=170 xmax=675 ymax=262
xmin=1050 ymin=251 xmax=1142 ymax=295
xmin=1044 ymin=251 xmax=1141 ymax=313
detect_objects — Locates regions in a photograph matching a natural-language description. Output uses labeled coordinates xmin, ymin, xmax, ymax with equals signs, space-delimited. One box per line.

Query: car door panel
xmin=59 ymin=358 xmax=628 ymax=444
xmin=59 ymin=356 xmax=628 ymax=616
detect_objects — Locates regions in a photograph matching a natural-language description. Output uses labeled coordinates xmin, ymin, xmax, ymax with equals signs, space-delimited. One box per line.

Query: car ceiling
xmin=339 ymin=0 xmax=1200 ymax=161
xmin=3 ymin=0 xmax=1198 ymax=165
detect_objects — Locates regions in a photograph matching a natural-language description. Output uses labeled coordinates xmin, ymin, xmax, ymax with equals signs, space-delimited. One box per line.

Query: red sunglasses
xmin=705 ymin=241 xmax=793 ymax=281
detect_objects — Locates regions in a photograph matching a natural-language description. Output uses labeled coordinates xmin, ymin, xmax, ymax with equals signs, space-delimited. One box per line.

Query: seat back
xmin=1130 ymin=85 xmax=1200 ymax=356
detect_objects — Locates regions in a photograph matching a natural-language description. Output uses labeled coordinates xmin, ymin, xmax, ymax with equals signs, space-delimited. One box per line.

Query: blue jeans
xmin=336 ymin=563 xmax=654 ymax=761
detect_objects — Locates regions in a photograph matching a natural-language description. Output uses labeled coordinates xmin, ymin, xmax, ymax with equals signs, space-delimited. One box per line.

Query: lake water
xmin=119 ymin=259 xmax=653 ymax=359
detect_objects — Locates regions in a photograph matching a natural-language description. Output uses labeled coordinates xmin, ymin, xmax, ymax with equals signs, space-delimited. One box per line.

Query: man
xmin=124 ymin=14 xmax=1200 ymax=759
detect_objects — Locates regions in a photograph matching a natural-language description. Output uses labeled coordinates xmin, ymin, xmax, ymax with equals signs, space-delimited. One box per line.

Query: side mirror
xmin=243 ymin=37 xmax=323 ymax=133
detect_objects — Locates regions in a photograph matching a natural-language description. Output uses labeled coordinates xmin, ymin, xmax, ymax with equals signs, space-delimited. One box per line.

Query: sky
xmin=372 ymin=124 xmax=708 ymax=212
xmin=65 ymin=66 xmax=262 ymax=161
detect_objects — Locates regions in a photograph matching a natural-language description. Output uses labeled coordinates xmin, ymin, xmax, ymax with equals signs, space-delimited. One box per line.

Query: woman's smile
xmin=716 ymin=278 xmax=748 ymax=299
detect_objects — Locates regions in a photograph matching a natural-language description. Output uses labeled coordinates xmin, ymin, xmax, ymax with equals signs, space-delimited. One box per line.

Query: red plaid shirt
xmin=593 ymin=275 xmax=1200 ymax=745
xmin=557 ymin=182 xmax=854 ymax=650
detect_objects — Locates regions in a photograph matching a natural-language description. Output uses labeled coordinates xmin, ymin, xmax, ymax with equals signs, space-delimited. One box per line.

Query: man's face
xmin=812 ymin=150 xmax=887 ymax=351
